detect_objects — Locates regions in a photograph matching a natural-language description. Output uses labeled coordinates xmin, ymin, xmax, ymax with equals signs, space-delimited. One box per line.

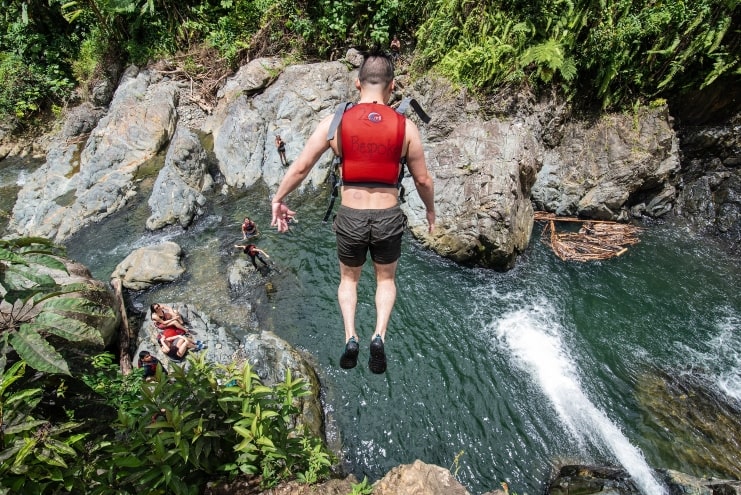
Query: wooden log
xmin=111 ymin=277 xmax=134 ymax=375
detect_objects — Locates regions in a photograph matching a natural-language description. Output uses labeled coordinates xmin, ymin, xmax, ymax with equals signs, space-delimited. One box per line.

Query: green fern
xmin=0 ymin=238 xmax=115 ymax=375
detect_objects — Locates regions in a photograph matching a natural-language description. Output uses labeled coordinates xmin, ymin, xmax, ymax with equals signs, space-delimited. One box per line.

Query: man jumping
xmin=269 ymin=50 xmax=435 ymax=374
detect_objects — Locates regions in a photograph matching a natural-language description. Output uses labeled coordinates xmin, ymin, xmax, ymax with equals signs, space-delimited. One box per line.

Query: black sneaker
xmin=368 ymin=335 xmax=387 ymax=374
xmin=339 ymin=336 xmax=359 ymax=369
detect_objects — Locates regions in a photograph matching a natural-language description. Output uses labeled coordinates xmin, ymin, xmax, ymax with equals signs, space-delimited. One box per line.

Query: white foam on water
xmin=708 ymin=314 xmax=741 ymax=401
xmin=493 ymin=300 xmax=667 ymax=495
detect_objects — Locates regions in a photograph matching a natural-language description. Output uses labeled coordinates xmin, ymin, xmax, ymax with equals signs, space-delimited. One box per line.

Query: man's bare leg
xmin=367 ymin=260 xmax=397 ymax=374
xmin=338 ymin=261 xmax=362 ymax=342
xmin=372 ymin=260 xmax=398 ymax=341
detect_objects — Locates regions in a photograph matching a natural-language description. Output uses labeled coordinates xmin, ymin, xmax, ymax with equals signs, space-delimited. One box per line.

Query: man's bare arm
xmin=271 ymin=115 xmax=333 ymax=231
xmin=404 ymin=120 xmax=435 ymax=232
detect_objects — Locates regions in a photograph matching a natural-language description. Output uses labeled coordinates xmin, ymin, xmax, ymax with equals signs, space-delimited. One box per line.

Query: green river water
xmin=3 ymin=156 xmax=739 ymax=494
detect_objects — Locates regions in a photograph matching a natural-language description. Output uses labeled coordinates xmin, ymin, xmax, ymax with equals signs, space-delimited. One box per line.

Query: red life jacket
xmin=339 ymin=103 xmax=405 ymax=187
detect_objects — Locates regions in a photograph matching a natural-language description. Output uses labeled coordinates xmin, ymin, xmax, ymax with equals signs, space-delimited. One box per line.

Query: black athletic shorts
xmin=333 ymin=205 xmax=406 ymax=267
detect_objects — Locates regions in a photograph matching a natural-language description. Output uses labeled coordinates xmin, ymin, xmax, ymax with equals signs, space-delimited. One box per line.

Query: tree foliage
xmin=416 ymin=0 xmax=740 ymax=108
xmin=0 ymin=0 xmax=738 ymax=118
xmin=0 ymin=352 xmax=334 ymax=494
xmin=0 ymin=238 xmax=115 ymax=375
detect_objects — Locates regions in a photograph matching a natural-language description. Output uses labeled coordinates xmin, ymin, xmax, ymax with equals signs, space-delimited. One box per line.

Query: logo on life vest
xmin=367 ymin=112 xmax=382 ymax=123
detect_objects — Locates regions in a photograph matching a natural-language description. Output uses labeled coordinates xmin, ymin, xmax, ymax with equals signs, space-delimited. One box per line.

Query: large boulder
xmin=110 ymin=241 xmax=185 ymax=290
xmin=204 ymin=58 xmax=354 ymax=192
xmin=372 ymin=460 xmax=471 ymax=495
xmin=146 ymin=125 xmax=211 ymax=230
xmin=7 ymin=66 xmax=178 ymax=242
xmin=405 ymin=76 xmax=539 ymax=270
xmin=532 ymin=106 xmax=680 ymax=221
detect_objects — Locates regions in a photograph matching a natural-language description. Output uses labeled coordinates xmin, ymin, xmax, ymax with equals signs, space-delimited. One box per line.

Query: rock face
xmin=146 ymin=125 xmax=211 ymax=230
xmin=8 ymin=66 xmax=178 ymax=242
xmin=204 ymin=58 xmax=355 ymax=192
xmin=674 ymin=117 xmax=741 ymax=254
xmin=531 ymin=106 xmax=680 ymax=221
xmin=110 ymin=241 xmax=185 ymax=290
xmin=409 ymin=77 xmax=539 ymax=269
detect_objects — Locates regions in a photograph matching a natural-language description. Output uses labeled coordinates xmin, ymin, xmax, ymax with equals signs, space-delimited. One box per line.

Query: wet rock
xmin=110 ymin=241 xmax=186 ymax=290
xmin=548 ymin=465 xmax=639 ymax=494
xmin=674 ymin=119 xmax=741 ymax=255
xmin=547 ymin=464 xmax=741 ymax=495
xmin=636 ymin=369 xmax=741 ymax=480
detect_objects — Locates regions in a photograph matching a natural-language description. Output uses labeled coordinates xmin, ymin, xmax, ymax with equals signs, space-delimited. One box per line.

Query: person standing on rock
xmin=275 ymin=135 xmax=288 ymax=166
xmin=269 ymin=50 xmax=435 ymax=374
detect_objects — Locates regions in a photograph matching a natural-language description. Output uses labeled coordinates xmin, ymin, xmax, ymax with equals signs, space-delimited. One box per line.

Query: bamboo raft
xmin=534 ymin=211 xmax=642 ymax=261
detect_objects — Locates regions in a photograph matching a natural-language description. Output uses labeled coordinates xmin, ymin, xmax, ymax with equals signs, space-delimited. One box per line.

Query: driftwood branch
xmin=111 ymin=277 xmax=134 ymax=375
xmin=535 ymin=212 xmax=642 ymax=261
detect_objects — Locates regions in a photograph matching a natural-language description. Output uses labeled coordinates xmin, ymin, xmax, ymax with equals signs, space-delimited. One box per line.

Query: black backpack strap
xmin=322 ymin=156 xmax=343 ymax=223
xmin=396 ymin=97 xmax=431 ymax=123
xmin=327 ymin=102 xmax=353 ymax=141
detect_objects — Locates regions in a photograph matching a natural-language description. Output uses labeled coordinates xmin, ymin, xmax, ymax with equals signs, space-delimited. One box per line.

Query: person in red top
xmin=235 ymin=243 xmax=270 ymax=269
xmin=270 ymin=51 xmax=435 ymax=374
xmin=241 ymin=216 xmax=259 ymax=239
xmin=151 ymin=303 xmax=188 ymax=333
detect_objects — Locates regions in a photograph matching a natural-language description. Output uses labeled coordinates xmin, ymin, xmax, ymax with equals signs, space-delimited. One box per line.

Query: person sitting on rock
xmin=138 ymin=350 xmax=167 ymax=379
xmin=158 ymin=332 xmax=205 ymax=361
xmin=151 ymin=303 xmax=188 ymax=333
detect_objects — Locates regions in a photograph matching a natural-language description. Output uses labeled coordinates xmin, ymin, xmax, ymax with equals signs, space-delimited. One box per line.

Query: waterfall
xmin=494 ymin=300 xmax=668 ymax=495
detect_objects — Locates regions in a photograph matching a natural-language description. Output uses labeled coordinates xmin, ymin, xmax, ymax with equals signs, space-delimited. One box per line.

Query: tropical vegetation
xmin=1 ymin=349 xmax=333 ymax=494
xmin=0 ymin=0 xmax=738 ymax=120
xmin=1 ymin=239 xmax=333 ymax=493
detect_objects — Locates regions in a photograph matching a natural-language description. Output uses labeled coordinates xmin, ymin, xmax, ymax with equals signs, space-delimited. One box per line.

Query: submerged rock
xmin=635 ymin=369 xmax=741 ymax=480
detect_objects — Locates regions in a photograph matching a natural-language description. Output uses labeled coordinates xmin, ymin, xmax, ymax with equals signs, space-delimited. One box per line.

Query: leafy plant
xmin=80 ymin=353 xmax=144 ymax=411
xmin=0 ymin=237 xmax=116 ymax=375
xmin=0 ymin=360 xmax=88 ymax=494
xmin=90 ymin=352 xmax=334 ymax=494
xmin=348 ymin=476 xmax=374 ymax=495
